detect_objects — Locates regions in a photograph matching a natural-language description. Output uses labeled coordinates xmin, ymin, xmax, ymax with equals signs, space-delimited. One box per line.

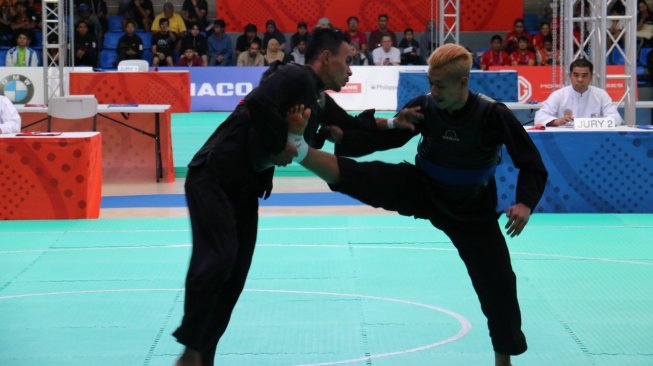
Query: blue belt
xmin=416 ymin=155 xmax=496 ymax=185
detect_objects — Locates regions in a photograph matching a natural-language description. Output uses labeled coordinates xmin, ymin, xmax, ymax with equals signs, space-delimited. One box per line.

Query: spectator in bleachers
xmin=349 ymin=42 xmax=368 ymax=65
xmin=368 ymin=13 xmax=397 ymax=51
xmin=289 ymin=39 xmax=306 ymax=65
xmin=637 ymin=0 xmax=653 ymax=48
xmin=74 ymin=20 xmax=98 ymax=67
xmin=510 ymin=36 xmax=536 ymax=66
xmin=115 ymin=20 xmax=143 ymax=65
xmin=5 ymin=31 xmax=38 ymax=66
xmin=0 ymin=94 xmax=20 ymax=134
xmin=534 ymin=58 xmax=623 ymax=127
xmin=503 ymin=18 xmax=531 ymax=54
xmin=152 ymin=2 xmax=186 ymax=37
xmin=0 ymin=1 xmax=14 ymax=47
xmin=76 ymin=3 xmax=103 ymax=48
xmin=531 ymin=22 xmax=551 ymax=51
xmin=207 ymin=19 xmax=232 ymax=66
xmin=11 ymin=1 xmax=36 ymax=47
xmin=80 ymin=0 xmax=108 ymax=33
xmin=290 ymin=21 xmax=310 ymax=50
xmin=315 ymin=17 xmax=331 ymax=30
xmin=123 ymin=0 xmax=154 ymax=32
xmin=535 ymin=35 xmax=560 ymax=66
xmin=236 ymin=38 xmax=264 ymax=66
xmin=608 ymin=2 xmax=625 ymax=49
xmin=181 ymin=0 xmax=208 ymax=31
xmin=235 ymin=23 xmax=260 ymax=60
xmin=151 ymin=17 xmax=175 ymax=66
xmin=419 ymin=19 xmax=437 ymax=59
xmin=177 ymin=47 xmax=202 ymax=66
xmin=180 ymin=22 xmax=208 ymax=66
xmin=263 ymin=37 xmax=285 ymax=65
xmin=372 ymin=34 xmax=400 ymax=65
xmin=262 ymin=19 xmax=286 ymax=52
xmin=480 ymin=35 xmax=510 ymax=70
xmin=398 ymin=28 xmax=423 ymax=65
xmin=346 ymin=16 xmax=367 ymax=56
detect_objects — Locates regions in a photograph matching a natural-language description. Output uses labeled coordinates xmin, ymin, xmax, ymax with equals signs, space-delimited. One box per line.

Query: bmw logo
xmin=0 ymin=74 xmax=35 ymax=104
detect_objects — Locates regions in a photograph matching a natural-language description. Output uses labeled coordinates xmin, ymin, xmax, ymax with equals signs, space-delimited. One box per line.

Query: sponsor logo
xmin=191 ymin=82 xmax=254 ymax=97
xmin=517 ymin=76 xmax=532 ymax=103
xmin=326 ymin=83 xmax=362 ymax=94
xmin=369 ymin=84 xmax=397 ymax=91
xmin=0 ymin=74 xmax=35 ymax=104
xmin=441 ymin=129 xmax=460 ymax=142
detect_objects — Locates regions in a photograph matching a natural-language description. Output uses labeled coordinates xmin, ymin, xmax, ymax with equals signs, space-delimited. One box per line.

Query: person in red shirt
xmin=480 ymin=35 xmax=510 ymax=70
xmin=535 ymin=35 xmax=560 ymax=65
xmin=177 ymin=47 xmax=203 ymax=66
xmin=503 ymin=18 xmax=532 ymax=54
xmin=531 ymin=22 xmax=551 ymax=51
xmin=346 ymin=16 xmax=368 ymax=55
xmin=510 ymin=36 xmax=536 ymax=66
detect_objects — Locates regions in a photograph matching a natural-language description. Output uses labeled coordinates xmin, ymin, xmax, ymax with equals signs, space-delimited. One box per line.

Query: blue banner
xmin=162 ymin=66 xmax=267 ymax=111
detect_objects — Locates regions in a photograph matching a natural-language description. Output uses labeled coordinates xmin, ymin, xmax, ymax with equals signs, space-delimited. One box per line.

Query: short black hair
xmin=305 ymin=28 xmax=350 ymax=64
xmin=491 ymin=34 xmax=503 ymax=43
xmin=158 ymin=18 xmax=169 ymax=26
xmin=214 ymin=19 xmax=226 ymax=28
xmin=378 ymin=13 xmax=388 ymax=20
xmin=244 ymin=23 xmax=257 ymax=33
xmin=347 ymin=16 xmax=359 ymax=23
xmin=570 ymin=58 xmax=593 ymax=73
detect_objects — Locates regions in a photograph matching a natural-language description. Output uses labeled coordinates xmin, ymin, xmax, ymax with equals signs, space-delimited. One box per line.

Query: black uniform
xmin=74 ymin=31 xmax=98 ymax=67
xmin=116 ymin=33 xmax=143 ymax=63
xmin=173 ymin=63 xmax=409 ymax=365
xmin=329 ymin=92 xmax=548 ymax=355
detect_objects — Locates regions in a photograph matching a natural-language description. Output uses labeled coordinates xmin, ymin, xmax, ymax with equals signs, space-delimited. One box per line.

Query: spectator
xmin=480 ymin=35 xmax=510 ymax=70
xmin=419 ymin=19 xmax=437 ymax=58
xmin=0 ymin=95 xmax=20 ymax=134
xmin=261 ymin=19 xmax=286 ymax=52
xmin=181 ymin=0 xmax=208 ymax=31
xmin=346 ymin=16 xmax=367 ymax=55
xmin=235 ymin=23 xmax=261 ymax=60
xmin=315 ymin=17 xmax=331 ymax=30
xmin=180 ymin=22 xmax=208 ymax=66
xmin=534 ymin=58 xmax=623 ymax=127
xmin=152 ymin=2 xmax=186 ymax=36
xmin=290 ymin=21 xmax=310 ymax=49
xmin=74 ymin=20 xmax=98 ymax=67
xmin=263 ymin=37 xmax=285 ymax=65
xmin=207 ymin=19 xmax=233 ymax=66
xmin=503 ymin=18 xmax=531 ymax=54
xmin=349 ymin=42 xmax=368 ymax=65
xmin=177 ymin=47 xmax=203 ymax=66
xmin=76 ymin=3 xmax=103 ymax=48
xmin=372 ymin=34 xmax=400 ymax=65
xmin=368 ymin=13 xmax=397 ymax=51
xmin=115 ymin=20 xmax=143 ymax=65
xmin=81 ymin=0 xmax=108 ymax=33
xmin=151 ymin=17 xmax=175 ymax=66
xmin=10 ymin=1 xmax=36 ymax=46
xmin=535 ymin=35 xmax=560 ymax=66
xmin=236 ymin=38 xmax=264 ymax=66
xmin=123 ymin=0 xmax=154 ymax=31
xmin=510 ymin=36 xmax=536 ymax=66
xmin=6 ymin=31 xmax=38 ymax=66
xmin=289 ymin=39 xmax=306 ymax=65
xmin=531 ymin=22 xmax=551 ymax=51
xmin=398 ymin=28 xmax=423 ymax=65
xmin=637 ymin=0 xmax=653 ymax=48
xmin=0 ymin=1 xmax=14 ymax=47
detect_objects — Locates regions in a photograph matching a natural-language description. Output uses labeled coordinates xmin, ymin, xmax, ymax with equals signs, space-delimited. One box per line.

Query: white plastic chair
xmin=117 ymin=59 xmax=149 ymax=72
xmin=47 ymin=95 xmax=99 ymax=131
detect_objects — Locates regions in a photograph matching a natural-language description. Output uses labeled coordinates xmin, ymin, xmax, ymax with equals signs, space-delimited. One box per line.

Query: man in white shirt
xmin=0 ymin=95 xmax=21 ymax=134
xmin=534 ymin=58 xmax=623 ymax=126
xmin=372 ymin=35 xmax=400 ymax=65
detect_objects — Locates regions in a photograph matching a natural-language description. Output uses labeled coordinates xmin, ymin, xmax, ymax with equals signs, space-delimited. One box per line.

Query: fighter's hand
xmin=320 ymin=125 xmax=344 ymax=143
xmin=395 ymin=106 xmax=424 ymax=132
xmin=285 ymin=104 xmax=311 ymax=134
xmin=505 ymin=203 xmax=532 ymax=237
xmin=269 ymin=141 xmax=297 ymax=167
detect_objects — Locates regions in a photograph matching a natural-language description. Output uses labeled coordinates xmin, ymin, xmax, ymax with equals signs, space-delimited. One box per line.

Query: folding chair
xmin=117 ymin=59 xmax=149 ymax=71
xmin=47 ymin=95 xmax=98 ymax=132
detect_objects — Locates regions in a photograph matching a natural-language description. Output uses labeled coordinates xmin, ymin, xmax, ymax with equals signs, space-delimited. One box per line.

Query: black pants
xmin=330 ymin=157 xmax=527 ymax=355
xmin=173 ymin=167 xmax=259 ymax=366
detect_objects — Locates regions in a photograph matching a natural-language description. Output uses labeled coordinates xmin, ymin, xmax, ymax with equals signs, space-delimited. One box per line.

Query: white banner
xmin=0 ymin=67 xmax=92 ymax=105
xmin=328 ymin=65 xmax=428 ymax=111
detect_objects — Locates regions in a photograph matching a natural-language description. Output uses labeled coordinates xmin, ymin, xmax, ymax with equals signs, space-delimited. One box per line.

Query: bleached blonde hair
xmin=427 ymin=43 xmax=472 ymax=80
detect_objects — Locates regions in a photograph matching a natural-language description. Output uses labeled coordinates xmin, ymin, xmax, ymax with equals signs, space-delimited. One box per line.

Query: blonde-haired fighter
xmin=286 ymin=44 xmax=548 ymax=366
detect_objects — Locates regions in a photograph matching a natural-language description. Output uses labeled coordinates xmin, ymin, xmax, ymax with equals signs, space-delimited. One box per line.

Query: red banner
xmin=489 ymin=66 xmax=631 ymax=103
xmin=217 ymin=0 xmax=522 ymax=33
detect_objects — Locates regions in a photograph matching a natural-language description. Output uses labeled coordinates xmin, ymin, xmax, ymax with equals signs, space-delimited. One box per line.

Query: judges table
xmin=0 ymin=132 xmax=102 ymax=220
xmin=497 ymin=126 xmax=653 ymax=213
xmin=17 ymin=104 xmax=174 ymax=182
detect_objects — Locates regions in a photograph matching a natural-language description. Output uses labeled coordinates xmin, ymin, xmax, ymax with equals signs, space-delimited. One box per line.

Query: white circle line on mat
xmin=0 ymin=288 xmax=472 ymax=365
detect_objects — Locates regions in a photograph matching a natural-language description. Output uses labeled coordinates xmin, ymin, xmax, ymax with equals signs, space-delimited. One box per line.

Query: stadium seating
xmin=108 ymin=15 xmax=123 ymax=32
xmin=136 ymin=31 xmax=152 ymax=50
xmin=0 ymin=49 xmax=7 ymax=66
xmin=103 ymin=32 xmax=122 ymax=50
xmin=99 ymin=49 xmax=117 ymax=69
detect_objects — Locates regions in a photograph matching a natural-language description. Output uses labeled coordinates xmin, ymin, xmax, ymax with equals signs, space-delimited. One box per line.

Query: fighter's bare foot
xmin=495 ymin=352 xmax=512 ymax=366
xmin=174 ymin=348 xmax=202 ymax=366
xmin=286 ymin=104 xmax=311 ymax=135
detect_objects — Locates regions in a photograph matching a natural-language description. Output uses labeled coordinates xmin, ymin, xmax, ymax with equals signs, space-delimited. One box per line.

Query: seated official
xmin=0 ymin=95 xmax=21 ymax=134
xmin=534 ymin=58 xmax=623 ymax=127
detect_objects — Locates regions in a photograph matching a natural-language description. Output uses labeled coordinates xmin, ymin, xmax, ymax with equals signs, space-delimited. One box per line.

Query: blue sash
xmin=416 ymin=155 xmax=496 ymax=185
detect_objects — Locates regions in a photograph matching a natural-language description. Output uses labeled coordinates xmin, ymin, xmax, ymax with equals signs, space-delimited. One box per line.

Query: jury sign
xmin=573 ymin=117 xmax=617 ymax=130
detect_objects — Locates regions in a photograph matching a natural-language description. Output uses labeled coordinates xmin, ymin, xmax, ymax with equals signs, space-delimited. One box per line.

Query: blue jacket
xmin=6 ymin=46 xmax=39 ymax=67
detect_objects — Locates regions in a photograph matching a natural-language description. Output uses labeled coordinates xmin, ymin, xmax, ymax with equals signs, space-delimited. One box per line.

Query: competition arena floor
xmin=1 ymin=113 xmax=652 ymax=366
